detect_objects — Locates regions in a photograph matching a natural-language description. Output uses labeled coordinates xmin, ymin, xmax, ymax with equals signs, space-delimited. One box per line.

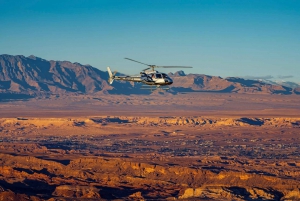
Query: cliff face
xmin=0 ymin=54 xmax=111 ymax=94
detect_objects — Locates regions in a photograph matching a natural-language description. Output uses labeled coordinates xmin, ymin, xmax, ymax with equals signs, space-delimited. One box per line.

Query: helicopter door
xmin=155 ymin=74 xmax=165 ymax=84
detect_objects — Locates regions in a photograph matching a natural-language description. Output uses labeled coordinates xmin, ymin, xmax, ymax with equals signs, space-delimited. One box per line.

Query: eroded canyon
xmin=0 ymin=93 xmax=300 ymax=200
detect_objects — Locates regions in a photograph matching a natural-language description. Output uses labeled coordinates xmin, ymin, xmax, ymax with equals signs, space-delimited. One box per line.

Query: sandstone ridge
xmin=1 ymin=116 xmax=299 ymax=130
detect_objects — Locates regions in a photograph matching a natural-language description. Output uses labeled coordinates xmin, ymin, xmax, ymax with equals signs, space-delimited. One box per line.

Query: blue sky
xmin=1 ymin=0 xmax=300 ymax=82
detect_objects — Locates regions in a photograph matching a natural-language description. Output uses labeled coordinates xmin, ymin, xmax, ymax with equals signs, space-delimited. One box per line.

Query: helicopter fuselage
xmin=108 ymin=70 xmax=173 ymax=86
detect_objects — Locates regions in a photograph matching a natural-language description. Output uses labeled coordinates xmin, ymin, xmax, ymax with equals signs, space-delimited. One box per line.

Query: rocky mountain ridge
xmin=0 ymin=54 xmax=111 ymax=95
xmin=1 ymin=54 xmax=299 ymax=97
xmin=258 ymin=79 xmax=300 ymax=89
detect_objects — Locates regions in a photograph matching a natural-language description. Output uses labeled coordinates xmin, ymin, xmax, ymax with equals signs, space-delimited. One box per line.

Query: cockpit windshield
xmin=162 ymin=73 xmax=168 ymax=78
xmin=155 ymin=74 xmax=162 ymax=79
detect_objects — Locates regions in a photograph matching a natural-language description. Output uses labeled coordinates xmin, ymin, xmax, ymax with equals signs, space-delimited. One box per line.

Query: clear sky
xmin=1 ymin=0 xmax=300 ymax=82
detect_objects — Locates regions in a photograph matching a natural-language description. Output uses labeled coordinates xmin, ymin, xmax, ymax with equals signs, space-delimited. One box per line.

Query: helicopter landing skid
xmin=140 ymin=85 xmax=170 ymax=91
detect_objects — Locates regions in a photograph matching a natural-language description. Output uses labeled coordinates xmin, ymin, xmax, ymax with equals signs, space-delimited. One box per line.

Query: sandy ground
xmin=1 ymin=93 xmax=300 ymax=118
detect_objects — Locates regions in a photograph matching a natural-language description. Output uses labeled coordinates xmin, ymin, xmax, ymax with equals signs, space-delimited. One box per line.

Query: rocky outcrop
xmin=178 ymin=186 xmax=285 ymax=200
xmin=128 ymin=191 xmax=145 ymax=200
xmin=129 ymin=116 xmax=300 ymax=127
xmin=0 ymin=190 xmax=42 ymax=201
xmin=0 ymin=153 xmax=300 ymax=200
xmin=52 ymin=185 xmax=101 ymax=198
xmin=1 ymin=117 xmax=299 ymax=137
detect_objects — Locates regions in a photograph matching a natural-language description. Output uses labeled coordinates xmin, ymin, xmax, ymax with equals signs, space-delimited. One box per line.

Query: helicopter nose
xmin=165 ymin=78 xmax=173 ymax=84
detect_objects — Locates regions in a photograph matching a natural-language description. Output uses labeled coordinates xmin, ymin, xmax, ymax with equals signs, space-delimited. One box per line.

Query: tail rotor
xmin=107 ymin=67 xmax=117 ymax=84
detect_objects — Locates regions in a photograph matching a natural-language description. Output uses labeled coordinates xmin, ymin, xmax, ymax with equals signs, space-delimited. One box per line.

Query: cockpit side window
xmin=162 ymin=73 xmax=168 ymax=78
xmin=156 ymin=74 xmax=162 ymax=78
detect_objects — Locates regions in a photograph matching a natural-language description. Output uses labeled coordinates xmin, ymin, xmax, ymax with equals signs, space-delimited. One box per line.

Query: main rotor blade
xmin=142 ymin=67 xmax=151 ymax=71
xmin=124 ymin=58 xmax=150 ymax=66
xmin=156 ymin=66 xmax=193 ymax=68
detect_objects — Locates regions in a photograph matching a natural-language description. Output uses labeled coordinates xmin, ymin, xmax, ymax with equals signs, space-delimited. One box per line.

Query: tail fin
xmin=107 ymin=67 xmax=114 ymax=84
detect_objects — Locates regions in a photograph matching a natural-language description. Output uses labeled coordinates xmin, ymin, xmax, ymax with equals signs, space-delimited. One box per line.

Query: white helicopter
xmin=107 ymin=58 xmax=192 ymax=89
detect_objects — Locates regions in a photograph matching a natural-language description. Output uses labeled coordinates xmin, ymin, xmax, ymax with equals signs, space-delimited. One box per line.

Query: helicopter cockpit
xmin=140 ymin=72 xmax=173 ymax=85
xmin=151 ymin=73 xmax=173 ymax=85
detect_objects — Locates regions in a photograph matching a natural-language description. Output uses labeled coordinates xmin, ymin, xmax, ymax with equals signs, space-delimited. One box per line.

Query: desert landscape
xmin=2 ymin=0 xmax=300 ymax=199
xmin=0 ymin=0 xmax=300 ymax=201
xmin=0 ymin=91 xmax=300 ymax=200
xmin=1 ymin=55 xmax=300 ymax=200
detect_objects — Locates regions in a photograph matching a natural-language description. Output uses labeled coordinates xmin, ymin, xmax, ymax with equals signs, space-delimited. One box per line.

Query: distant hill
xmin=0 ymin=54 xmax=112 ymax=95
xmin=0 ymin=54 xmax=299 ymax=97
xmin=169 ymin=74 xmax=298 ymax=95
xmin=258 ymin=79 xmax=300 ymax=89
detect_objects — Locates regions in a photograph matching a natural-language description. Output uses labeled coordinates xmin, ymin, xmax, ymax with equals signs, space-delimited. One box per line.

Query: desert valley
xmin=0 ymin=55 xmax=300 ymax=200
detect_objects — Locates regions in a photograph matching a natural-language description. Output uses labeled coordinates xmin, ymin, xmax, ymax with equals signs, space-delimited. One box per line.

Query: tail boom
xmin=107 ymin=67 xmax=142 ymax=84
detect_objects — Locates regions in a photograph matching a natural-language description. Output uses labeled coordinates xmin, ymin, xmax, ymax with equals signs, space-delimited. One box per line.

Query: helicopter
xmin=107 ymin=58 xmax=192 ymax=89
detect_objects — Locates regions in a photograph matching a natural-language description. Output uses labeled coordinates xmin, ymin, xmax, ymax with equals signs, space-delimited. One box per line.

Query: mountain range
xmin=258 ymin=79 xmax=300 ymax=89
xmin=0 ymin=54 xmax=299 ymax=97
